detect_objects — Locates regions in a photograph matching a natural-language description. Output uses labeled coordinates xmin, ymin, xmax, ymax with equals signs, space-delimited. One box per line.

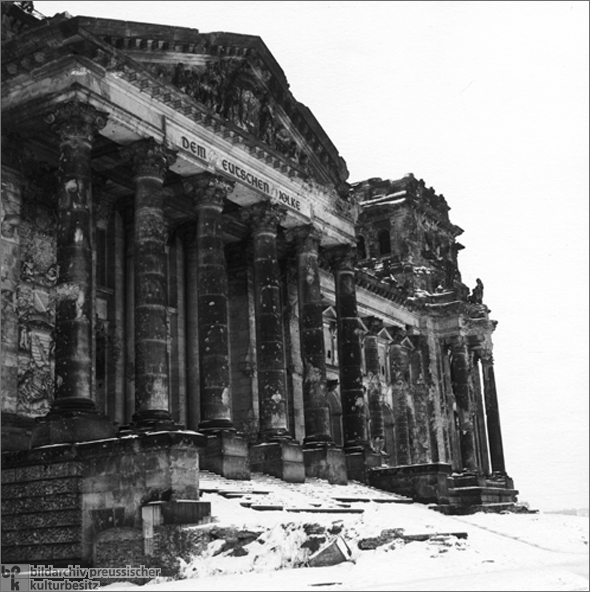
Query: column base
xmin=30 ymin=411 xmax=115 ymax=448
xmin=250 ymin=441 xmax=305 ymax=483
xmin=368 ymin=462 xmax=453 ymax=504
xmin=303 ymin=444 xmax=348 ymax=485
xmin=199 ymin=431 xmax=251 ymax=480
xmin=345 ymin=448 xmax=382 ymax=484
xmin=125 ymin=410 xmax=184 ymax=433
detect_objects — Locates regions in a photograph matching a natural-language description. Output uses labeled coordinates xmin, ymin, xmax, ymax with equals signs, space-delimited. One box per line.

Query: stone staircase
xmin=198 ymin=470 xmax=413 ymax=515
xmin=432 ymin=472 xmax=520 ymax=515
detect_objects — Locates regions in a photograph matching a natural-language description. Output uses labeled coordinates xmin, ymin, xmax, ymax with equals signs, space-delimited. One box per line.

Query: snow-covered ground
xmin=100 ymin=472 xmax=589 ymax=592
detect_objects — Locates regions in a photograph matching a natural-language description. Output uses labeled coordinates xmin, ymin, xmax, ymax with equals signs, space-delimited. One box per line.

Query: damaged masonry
xmin=1 ymin=1 xmax=517 ymax=568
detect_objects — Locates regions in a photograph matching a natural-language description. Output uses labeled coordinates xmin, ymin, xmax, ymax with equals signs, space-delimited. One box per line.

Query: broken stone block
xmin=358 ymin=528 xmax=405 ymax=550
xmin=308 ymin=536 xmax=353 ymax=567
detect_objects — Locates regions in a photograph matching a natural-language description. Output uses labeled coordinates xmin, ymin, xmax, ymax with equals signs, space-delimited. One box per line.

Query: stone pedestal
xmin=345 ymin=449 xmax=382 ymax=484
xmin=303 ymin=444 xmax=347 ymax=485
xmin=1 ymin=431 xmax=207 ymax=566
xmin=368 ymin=462 xmax=453 ymax=504
xmin=199 ymin=431 xmax=250 ymax=480
xmin=250 ymin=441 xmax=305 ymax=483
xmin=31 ymin=408 xmax=116 ymax=448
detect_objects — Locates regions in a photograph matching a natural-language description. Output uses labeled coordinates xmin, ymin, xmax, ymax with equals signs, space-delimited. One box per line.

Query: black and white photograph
xmin=1 ymin=1 xmax=588 ymax=590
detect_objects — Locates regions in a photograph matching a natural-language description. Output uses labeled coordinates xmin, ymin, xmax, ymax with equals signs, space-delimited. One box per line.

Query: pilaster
xmin=364 ymin=317 xmax=385 ymax=457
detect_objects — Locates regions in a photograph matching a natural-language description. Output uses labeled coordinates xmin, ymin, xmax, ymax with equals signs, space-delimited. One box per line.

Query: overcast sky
xmin=33 ymin=1 xmax=589 ymax=511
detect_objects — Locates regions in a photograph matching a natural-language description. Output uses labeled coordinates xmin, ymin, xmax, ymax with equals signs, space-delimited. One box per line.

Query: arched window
xmin=378 ymin=229 xmax=391 ymax=256
xmin=357 ymin=235 xmax=367 ymax=259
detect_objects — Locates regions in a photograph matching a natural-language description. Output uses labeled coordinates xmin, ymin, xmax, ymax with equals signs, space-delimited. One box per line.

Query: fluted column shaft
xmin=245 ymin=202 xmax=290 ymax=440
xmin=292 ymin=225 xmax=333 ymax=445
xmin=451 ymin=337 xmax=477 ymax=470
xmin=184 ymin=173 xmax=235 ymax=431
xmin=328 ymin=245 xmax=368 ymax=451
xmin=481 ymin=353 xmax=506 ymax=473
xmin=48 ymin=99 xmax=107 ymax=411
xmin=122 ymin=138 xmax=177 ymax=426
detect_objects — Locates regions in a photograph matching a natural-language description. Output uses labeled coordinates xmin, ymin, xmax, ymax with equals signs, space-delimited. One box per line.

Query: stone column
xmin=326 ymin=245 xmax=379 ymax=483
xmin=182 ymin=173 xmax=249 ymax=480
xmin=183 ymin=173 xmax=235 ymax=431
xmin=365 ymin=317 xmax=385 ymax=453
xmin=246 ymin=202 xmax=290 ymax=440
xmin=290 ymin=225 xmax=347 ymax=484
xmin=31 ymin=99 xmax=114 ymax=446
xmin=481 ymin=351 xmax=506 ymax=474
xmin=244 ymin=201 xmax=304 ymax=483
xmin=326 ymin=245 xmax=368 ymax=450
xmin=124 ymin=209 xmax=136 ymax=423
xmin=121 ymin=138 xmax=177 ymax=430
xmin=450 ymin=336 xmax=477 ymax=471
xmin=291 ymin=225 xmax=332 ymax=444
xmin=182 ymin=225 xmax=200 ymax=431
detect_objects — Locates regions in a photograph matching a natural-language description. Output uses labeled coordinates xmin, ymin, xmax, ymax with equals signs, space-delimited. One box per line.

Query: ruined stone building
xmin=1 ymin=1 xmax=517 ymax=565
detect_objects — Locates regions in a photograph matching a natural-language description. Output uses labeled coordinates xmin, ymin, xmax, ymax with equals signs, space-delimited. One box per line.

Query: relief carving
xmin=16 ymin=175 xmax=58 ymax=416
xmin=148 ymin=59 xmax=313 ymax=170
xmin=17 ymin=330 xmax=54 ymax=417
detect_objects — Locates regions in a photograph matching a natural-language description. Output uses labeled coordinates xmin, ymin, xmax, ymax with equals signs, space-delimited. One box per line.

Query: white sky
xmin=33 ymin=1 xmax=589 ymax=511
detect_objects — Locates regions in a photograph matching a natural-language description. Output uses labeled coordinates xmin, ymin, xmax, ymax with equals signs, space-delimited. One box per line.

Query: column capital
xmin=450 ymin=334 xmax=468 ymax=353
xmin=45 ymin=99 xmax=108 ymax=143
xmin=286 ymin=224 xmax=322 ymax=254
xmin=241 ymin=201 xmax=287 ymax=234
xmin=183 ymin=172 xmax=235 ymax=210
xmin=120 ymin=137 xmax=177 ymax=180
xmin=480 ymin=349 xmax=494 ymax=365
xmin=324 ymin=243 xmax=357 ymax=272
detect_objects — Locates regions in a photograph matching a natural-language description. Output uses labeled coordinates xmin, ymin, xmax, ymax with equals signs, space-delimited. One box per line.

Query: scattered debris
xmin=308 ymin=537 xmax=354 ymax=568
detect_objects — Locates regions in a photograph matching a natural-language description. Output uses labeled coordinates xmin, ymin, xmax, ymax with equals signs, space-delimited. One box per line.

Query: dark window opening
xmin=357 ymin=235 xmax=367 ymax=259
xmin=378 ymin=229 xmax=391 ymax=256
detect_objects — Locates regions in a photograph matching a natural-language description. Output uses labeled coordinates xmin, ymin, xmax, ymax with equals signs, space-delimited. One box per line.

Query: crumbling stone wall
xmin=1 ymin=161 xmax=57 ymax=449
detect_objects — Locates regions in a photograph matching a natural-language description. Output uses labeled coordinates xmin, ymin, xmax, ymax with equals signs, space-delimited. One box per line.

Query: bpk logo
xmin=0 ymin=565 xmax=29 ymax=592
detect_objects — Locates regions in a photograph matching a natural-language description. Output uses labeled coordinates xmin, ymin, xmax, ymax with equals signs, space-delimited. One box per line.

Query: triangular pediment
xmin=377 ymin=327 xmax=394 ymax=342
xmin=74 ymin=17 xmax=349 ymax=194
xmin=322 ymin=306 xmax=337 ymax=321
